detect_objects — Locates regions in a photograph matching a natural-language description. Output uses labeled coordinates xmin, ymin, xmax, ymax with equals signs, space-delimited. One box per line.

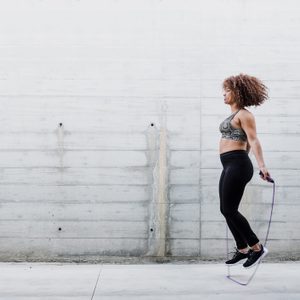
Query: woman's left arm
xmin=240 ymin=111 xmax=270 ymax=181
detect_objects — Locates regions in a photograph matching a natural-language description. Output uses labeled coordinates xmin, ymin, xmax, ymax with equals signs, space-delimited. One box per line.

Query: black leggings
xmin=219 ymin=150 xmax=259 ymax=249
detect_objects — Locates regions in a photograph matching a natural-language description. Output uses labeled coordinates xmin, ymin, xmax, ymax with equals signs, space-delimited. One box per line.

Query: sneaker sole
xmin=243 ymin=247 xmax=268 ymax=269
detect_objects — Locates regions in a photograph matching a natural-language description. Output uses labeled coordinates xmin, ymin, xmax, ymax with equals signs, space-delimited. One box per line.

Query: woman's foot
xmin=243 ymin=244 xmax=268 ymax=268
xmin=226 ymin=248 xmax=250 ymax=266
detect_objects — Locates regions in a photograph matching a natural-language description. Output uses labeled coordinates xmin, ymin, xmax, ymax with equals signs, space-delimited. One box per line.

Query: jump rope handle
xmin=259 ymin=170 xmax=274 ymax=183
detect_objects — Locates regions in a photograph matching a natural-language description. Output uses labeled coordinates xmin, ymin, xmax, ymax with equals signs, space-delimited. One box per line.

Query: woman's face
xmin=223 ymin=87 xmax=234 ymax=105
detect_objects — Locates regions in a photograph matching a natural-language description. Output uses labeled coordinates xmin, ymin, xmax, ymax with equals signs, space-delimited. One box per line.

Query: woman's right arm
xmin=240 ymin=111 xmax=271 ymax=181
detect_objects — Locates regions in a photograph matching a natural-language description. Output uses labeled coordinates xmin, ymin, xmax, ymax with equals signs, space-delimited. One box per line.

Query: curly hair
xmin=222 ymin=73 xmax=268 ymax=108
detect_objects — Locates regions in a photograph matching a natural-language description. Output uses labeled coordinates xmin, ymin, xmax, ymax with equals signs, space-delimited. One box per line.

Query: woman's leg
xmin=220 ymin=159 xmax=259 ymax=248
xmin=219 ymin=169 xmax=248 ymax=250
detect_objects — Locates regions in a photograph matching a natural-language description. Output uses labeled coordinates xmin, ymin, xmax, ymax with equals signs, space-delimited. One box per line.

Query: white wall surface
xmin=0 ymin=0 xmax=299 ymax=261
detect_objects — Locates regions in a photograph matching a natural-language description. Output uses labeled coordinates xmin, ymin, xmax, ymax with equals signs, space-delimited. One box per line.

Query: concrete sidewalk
xmin=0 ymin=262 xmax=299 ymax=300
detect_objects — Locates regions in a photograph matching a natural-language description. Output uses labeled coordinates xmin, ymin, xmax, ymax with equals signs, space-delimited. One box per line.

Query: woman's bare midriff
xmin=219 ymin=138 xmax=248 ymax=154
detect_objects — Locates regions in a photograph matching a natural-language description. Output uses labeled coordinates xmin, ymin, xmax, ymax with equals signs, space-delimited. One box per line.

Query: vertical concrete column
xmin=146 ymin=104 xmax=169 ymax=257
xmin=156 ymin=126 xmax=168 ymax=256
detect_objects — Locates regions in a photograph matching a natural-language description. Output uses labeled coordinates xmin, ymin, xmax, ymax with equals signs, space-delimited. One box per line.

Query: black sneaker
xmin=243 ymin=245 xmax=268 ymax=269
xmin=225 ymin=248 xmax=250 ymax=266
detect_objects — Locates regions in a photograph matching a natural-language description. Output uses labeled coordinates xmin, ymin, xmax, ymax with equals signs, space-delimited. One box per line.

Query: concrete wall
xmin=0 ymin=0 xmax=299 ymax=261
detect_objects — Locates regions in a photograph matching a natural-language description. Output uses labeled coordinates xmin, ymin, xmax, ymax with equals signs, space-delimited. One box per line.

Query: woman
xmin=219 ymin=73 xmax=271 ymax=268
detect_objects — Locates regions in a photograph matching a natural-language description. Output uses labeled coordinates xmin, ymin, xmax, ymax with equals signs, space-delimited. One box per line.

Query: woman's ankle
xmin=238 ymin=247 xmax=249 ymax=254
xmin=251 ymin=243 xmax=262 ymax=252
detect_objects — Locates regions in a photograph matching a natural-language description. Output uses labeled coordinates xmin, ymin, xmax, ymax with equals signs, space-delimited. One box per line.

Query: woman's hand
xmin=259 ymin=167 xmax=271 ymax=181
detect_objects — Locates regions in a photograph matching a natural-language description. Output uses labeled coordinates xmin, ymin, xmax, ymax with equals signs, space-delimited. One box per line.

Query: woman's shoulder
xmin=238 ymin=108 xmax=255 ymax=123
xmin=239 ymin=108 xmax=253 ymax=116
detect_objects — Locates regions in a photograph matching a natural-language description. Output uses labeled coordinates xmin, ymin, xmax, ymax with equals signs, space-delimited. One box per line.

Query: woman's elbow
xmin=248 ymin=138 xmax=261 ymax=148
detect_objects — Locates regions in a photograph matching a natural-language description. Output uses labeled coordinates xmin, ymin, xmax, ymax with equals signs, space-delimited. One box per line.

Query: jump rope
xmin=89 ymin=173 xmax=275 ymax=297
xmin=226 ymin=171 xmax=275 ymax=286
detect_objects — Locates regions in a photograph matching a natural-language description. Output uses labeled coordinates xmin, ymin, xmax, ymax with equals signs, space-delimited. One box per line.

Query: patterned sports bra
xmin=219 ymin=110 xmax=247 ymax=142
